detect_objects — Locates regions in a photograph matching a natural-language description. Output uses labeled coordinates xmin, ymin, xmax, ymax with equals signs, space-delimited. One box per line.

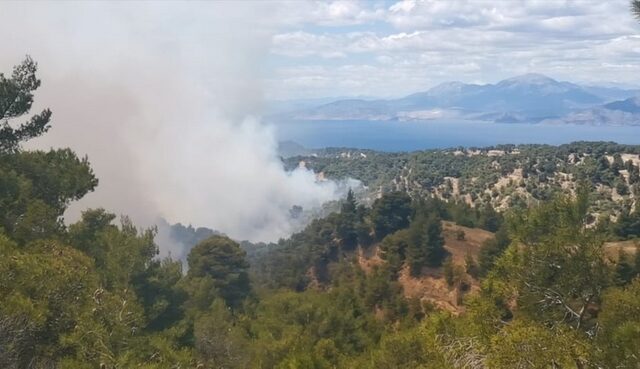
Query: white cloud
xmin=275 ymin=0 xmax=386 ymax=27
xmin=268 ymin=0 xmax=640 ymax=98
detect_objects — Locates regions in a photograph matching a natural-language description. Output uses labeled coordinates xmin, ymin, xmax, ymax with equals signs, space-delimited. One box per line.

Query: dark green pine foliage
xmin=478 ymin=223 xmax=511 ymax=276
xmin=478 ymin=204 xmax=502 ymax=232
xmin=615 ymin=250 xmax=635 ymax=286
xmin=67 ymin=208 xmax=117 ymax=268
xmin=187 ymin=235 xmax=251 ymax=309
xmin=0 ymin=56 xmax=52 ymax=153
xmin=336 ymin=189 xmax=359 ymax=249
xmin=614 ymin=207 xmax=640 ymax=240
xmin=406 ymin=213 xmax=446 ymax=276
xmin=628 ymin=160 xmax=640 ymax=184
xmin=0 ymin=58 xmax=97 ymax=244
xmin=370 ymin=191 xmax=412 ymax=240
xmin=611 ymin=153 xmax=624 ymax=175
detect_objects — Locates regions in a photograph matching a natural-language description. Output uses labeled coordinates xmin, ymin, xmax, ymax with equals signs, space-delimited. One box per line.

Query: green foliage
xmin=186 ymin=235 xmax=251 ymax=309
xmin=250 ymin=214 xmax=339 ymax=290
xmin=70 ymin=211 xmax=158 ymax=291
xmin=486 ymin=320 xmax=591 ymax=368
xmin=597 ymin=278 xmax=640 ymax=367
xmin=615 ymin=249 xmax=636 ymax=286
xmin=613 ymin=207 xmax=640 ymax=240
xmin=406 ymin=213 xmax=446 ymax=275
xmin=247 ymin=285 xmax=384 ymax=368
xmin=489 ymin=194 xmax=611 ymax=332
xmin=477 ymin=223 xmax=511 ymax=276
xmin=194 ymin=299 xmax=248 ymax=368
xmin=0 ymin=56 xmax=52 ymax=153
xmin=379 ymin=229 xmax=410 ymax=274
xmin=0 ymin=238 xmax=98 ymax=365
xmin=132 ymin=258 xmax=186 ymax=332
xmin=335 ymin=189 xmax=360 ymax=249
xmin=478 ymin=204 xmax=502 ymax=232
xmin=371 ymin=191 xmax=412 ymax=239
xmin=0 ymin=149 xmax=97 ymax=243
xmin=378 ymin=204 xmax=447 ymax=277
xmin=362 ymin=325 xmax=446 ymax=369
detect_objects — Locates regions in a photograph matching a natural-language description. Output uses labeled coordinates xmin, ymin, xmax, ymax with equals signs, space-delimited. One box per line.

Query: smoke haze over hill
xmin=0 ymin=2 xmax=353 ymax=245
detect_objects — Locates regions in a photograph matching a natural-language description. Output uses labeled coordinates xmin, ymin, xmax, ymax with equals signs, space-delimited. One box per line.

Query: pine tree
xmin=423 ymin=214 xmax=446 ymax=267
xmin=406 ymin=213 xmax=446 ymax=276
xmin=612 ymin=153 xmax=624 ymax=175
xmin=336 ymin=189 xmax=358 ymax=249
xmin=370 ymin=191 xmax=412 ymax=239
xmin=479 ymin=203 xmax=502 ymax=232
xmin=0 ymin=56 xmax=52 ymax=153
xmin=341 ymin=189 xmax=356 ymax=214
xmin=615 ymin=250 xmax=635 ymax=286
xmin=186 ymin=235 xmax=251 ymax=309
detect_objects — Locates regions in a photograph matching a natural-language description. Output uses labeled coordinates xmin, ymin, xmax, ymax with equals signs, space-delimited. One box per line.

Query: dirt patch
xmin=604 ymin=239 xmax=639 ymax=259
xmin=358 ymin=222 xmax=495 ymax=314
xmin=402 ymin=222 xmax=493 ymax=313
xmin=494 ymin=168 xmax=523 ymax=190
xmin=397 ymin=265 xmax=464 ymax=314
xmin=443 ymin=176 xmax=461 ymax=196
xmin=621 ymin=154 xmax=640 ymax=167
xmin=442 ymin=221 xmax=494 ymax=263
xmin=357 ymin=245 xmax=384 ymax=274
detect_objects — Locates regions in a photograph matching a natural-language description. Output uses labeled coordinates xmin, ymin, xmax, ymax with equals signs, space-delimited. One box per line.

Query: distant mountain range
xmin=270 ymin=74 xmax=640 ymax=125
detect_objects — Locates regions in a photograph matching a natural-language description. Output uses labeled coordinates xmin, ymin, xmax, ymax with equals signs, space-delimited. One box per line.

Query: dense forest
xmin=2 ymin=59 xmax=640 ymax=369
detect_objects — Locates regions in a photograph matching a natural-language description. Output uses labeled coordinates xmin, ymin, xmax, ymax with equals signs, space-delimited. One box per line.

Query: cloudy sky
xmin=267 ymin=0 xmax=640 ymax=99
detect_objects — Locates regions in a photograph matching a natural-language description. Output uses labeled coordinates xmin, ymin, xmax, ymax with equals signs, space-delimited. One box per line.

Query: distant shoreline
xmin=273 ymin=119 xmax=640 ymax=152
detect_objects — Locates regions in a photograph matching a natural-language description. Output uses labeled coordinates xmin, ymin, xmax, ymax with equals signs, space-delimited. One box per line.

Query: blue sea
xmin=273 ymin=120 xmax=640 ymax=152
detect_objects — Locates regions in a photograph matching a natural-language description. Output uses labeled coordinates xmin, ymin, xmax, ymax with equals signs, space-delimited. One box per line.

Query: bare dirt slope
xmin=441 ymin=221 xmax=494 ymax=263
xmin=358 ymin=221 xmax=495 ymax=314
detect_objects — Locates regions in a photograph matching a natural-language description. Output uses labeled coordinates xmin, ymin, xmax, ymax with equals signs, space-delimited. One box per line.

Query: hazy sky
xmin=3 ymin=1 xmax=640 ymax=101
xmin=267 ymin=0 xmax=640 ymax=99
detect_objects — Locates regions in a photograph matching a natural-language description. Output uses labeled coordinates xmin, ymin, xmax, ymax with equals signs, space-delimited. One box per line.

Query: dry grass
xmin=441 ymin=221 xmax=494 ymax=263
xmin=357 ymin=221 xmax=495 ymax=314
xmin=604 ymin=239 xmax=639 ymax=260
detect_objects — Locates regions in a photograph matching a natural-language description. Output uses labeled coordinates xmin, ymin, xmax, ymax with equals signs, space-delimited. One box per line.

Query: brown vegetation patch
xmin=356 ymin=245 xmax=384 ymax=274
xmin=397 ymin=265 xmax=463 ymax=314
xmin=604 ymin=239 xmax=639 ymax=259
xmin=442 ymin=221 xmax=494 ymax=263
xmin=355 ymin=223 xmax=496 ymax=314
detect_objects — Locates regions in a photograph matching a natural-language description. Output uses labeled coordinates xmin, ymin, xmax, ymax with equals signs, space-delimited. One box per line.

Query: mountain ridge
xmin=272 ymin=74 xmax=640 ymax=125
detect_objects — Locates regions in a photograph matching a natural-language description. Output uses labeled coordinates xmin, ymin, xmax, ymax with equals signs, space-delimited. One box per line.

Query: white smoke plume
xmin=0 ymin=2 xmax=355 ymax=246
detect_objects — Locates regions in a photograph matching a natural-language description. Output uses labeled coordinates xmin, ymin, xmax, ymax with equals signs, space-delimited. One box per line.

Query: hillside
xmin=285 ymin=142 xmax=640 ymax=227
xmin=356 ymin=221 xmax=493 ymax=314
xmin=542 ymin=96 xmax=640 ymax=126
